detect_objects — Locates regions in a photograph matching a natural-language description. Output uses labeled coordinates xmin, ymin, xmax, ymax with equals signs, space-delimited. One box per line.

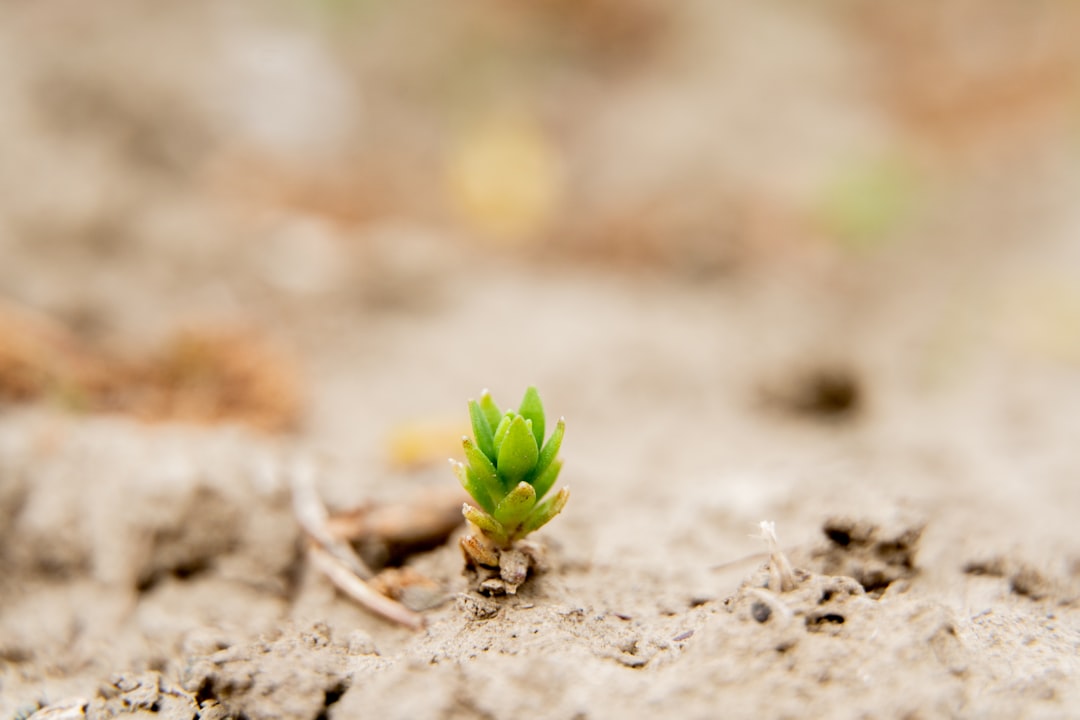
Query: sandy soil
xmin=3 ymin=255 xmax=1079 ymax=720
xmin=3 ymin=2 xmax=1080 ymax=718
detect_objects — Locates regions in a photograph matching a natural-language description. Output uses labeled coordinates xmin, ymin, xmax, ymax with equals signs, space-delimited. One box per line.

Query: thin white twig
xmin=291 ymin=458 xmax=424 ymax=630
xmin=754 ymin=520 xmax=797 ymax=592
xmin=307 ymin=543 xmax=425 ymax=630
xmin=291 ymin=458 xmax=372 ymax=579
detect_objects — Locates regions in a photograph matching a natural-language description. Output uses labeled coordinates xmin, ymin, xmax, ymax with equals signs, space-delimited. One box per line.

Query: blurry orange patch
xmin=207 ymin=150 xmax=396 ymax=228
xmin=552 ymin=188 xmax=815 ymax=278
xmin=850 ymin=2 xmax=1080 ymax=160
xmin=130 ymin=328 xmax=304 ymax=432
xmin=531 ymin=0 xmax=674 ymax=67
xmin=0 ymin=302 xmax=303 ymax=432
xmin=0 ymin=301 xmax=112 ymax=408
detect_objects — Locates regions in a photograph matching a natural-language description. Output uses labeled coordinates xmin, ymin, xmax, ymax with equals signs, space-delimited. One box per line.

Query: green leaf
xmin=521 ymin=487 xmax=569 ymax=536
xmin=463 ymin=437 xmax=502 ymax=504
xmin=497 ymin=416 xmax=539 ymax=484
xmin=451 ymin=460 xmax=495 ymax=513
xmin=494 ymin=481 xmax=536 ymax=528
xmin=453 ymin=387 xmax=568 ymax=549
xmin=469 ymin=399 xmax=496 ymax=461
xmin=530 ymin=458 xmax=562 ymax=501
xmin=463 ymin=504 xmax=508 ymax=546
xmin=531 ymin=416 xmax=564 ymax=484
xmin=492 ymin=414 xmax=512 ymax=455
xmin=518 ymin=386 xmax=545 ymax=448
xmin=479 ymin=390 xmax=502 ymax=431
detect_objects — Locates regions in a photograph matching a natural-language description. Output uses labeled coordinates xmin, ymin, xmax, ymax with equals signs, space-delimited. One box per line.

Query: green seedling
xmin=452 ymin=387 xmax=569 ymax=582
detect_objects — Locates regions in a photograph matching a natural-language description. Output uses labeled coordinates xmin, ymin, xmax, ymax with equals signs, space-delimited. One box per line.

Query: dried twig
xmin=291 ymin=459 xmax=372 ymax=579
xmin=306 ymin=543 xmax=425 ymax=630
xmin=290 ymin=459 xmax=425 ymax=629
xmin=24 ymin=698 xmax=89 ymax=720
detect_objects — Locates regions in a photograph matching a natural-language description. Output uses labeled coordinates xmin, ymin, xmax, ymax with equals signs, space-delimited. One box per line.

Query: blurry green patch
xmin=313 ymin=0 xmax=391 ymax=23
xmin=815 ymin=155 xmax=921 ymax=253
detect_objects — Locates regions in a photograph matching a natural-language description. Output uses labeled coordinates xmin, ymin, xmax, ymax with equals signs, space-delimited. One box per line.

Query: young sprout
xmin=452 ymin=387 xmax=569 ymax=573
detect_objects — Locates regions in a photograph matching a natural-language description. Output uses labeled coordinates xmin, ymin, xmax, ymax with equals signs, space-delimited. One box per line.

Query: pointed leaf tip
xmin=532 ymin=416 xmax=564 ymax=484
xmin=492 ymin=413 xmax=512 ymax=458
xmin=468 ymin=399 xmax=496 ymax=461
xmin=479 ymin=390 xmax=502 ymax=431
xmin=521 ymin=486 xmax=569 ymax=536
xmin=462 ymin=437 xmax=501 ymax=505
xmin=518 ymin=386 xmax=545 ymax=448
xmin=452 ymin=460 xmax=496 ymax=513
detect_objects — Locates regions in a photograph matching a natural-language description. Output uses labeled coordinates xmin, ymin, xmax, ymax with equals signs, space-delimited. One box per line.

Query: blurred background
xmin=5 ymin=6 xmax=1080 ymax=715
xmin=2 ymin=0 xmax=1080 ymax=477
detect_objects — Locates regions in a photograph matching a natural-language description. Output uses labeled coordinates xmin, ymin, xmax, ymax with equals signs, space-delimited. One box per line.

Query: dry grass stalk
xmin=290 ymin=460 xmax=425 ymax=630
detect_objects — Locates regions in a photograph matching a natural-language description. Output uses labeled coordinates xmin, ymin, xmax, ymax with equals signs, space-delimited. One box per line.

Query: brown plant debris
xmin=462 ymin=538 xmax=548 ymax=596
xmin=369 ymin=567 xmax=445 ymax=611
xmin=290 ymin=460 xmax=426 ymax=629
xmin=0 ymin=301 xmax=302 ymax=432
xmin=0 ymin=300 xmax=113 ymax=406
xmin=127 ymin=327 xmax=303 ymax=433
xmin=326 ymin=485 xmax=465 ymax=570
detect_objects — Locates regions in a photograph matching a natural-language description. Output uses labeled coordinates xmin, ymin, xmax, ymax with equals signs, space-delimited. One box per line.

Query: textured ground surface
xmin=3 ymin=2 xmax=1080 ymax=718
xmin=3 ymin=259 xmax=1080 ymax=719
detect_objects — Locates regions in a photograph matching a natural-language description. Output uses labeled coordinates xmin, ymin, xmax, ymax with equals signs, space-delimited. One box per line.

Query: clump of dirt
xmin=0 ymin=416 xmax=299 ymax=592
xmin=724 ymin=523 xmax=880 ymax=651
xmin=178 ymin=624 xmax=356 ymax=720
xmin=92 ymin=672 xmax=197 ymax=720
xmin=811 ymin=516 xmax=924 ymax=596
xmin=725 ymin=567 xmax=872 ymax=651
xmin=964 ymin=555 xmax=1077 ymax=603
xmin=23 ymin=624 xmax=365 ymax=720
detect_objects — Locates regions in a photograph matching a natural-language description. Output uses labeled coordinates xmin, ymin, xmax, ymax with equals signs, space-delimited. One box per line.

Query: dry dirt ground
xmin=2 ymin=250 xmax=1080 ymax=720
xmin=3 ymin=2 xmax=1080 ymax=719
